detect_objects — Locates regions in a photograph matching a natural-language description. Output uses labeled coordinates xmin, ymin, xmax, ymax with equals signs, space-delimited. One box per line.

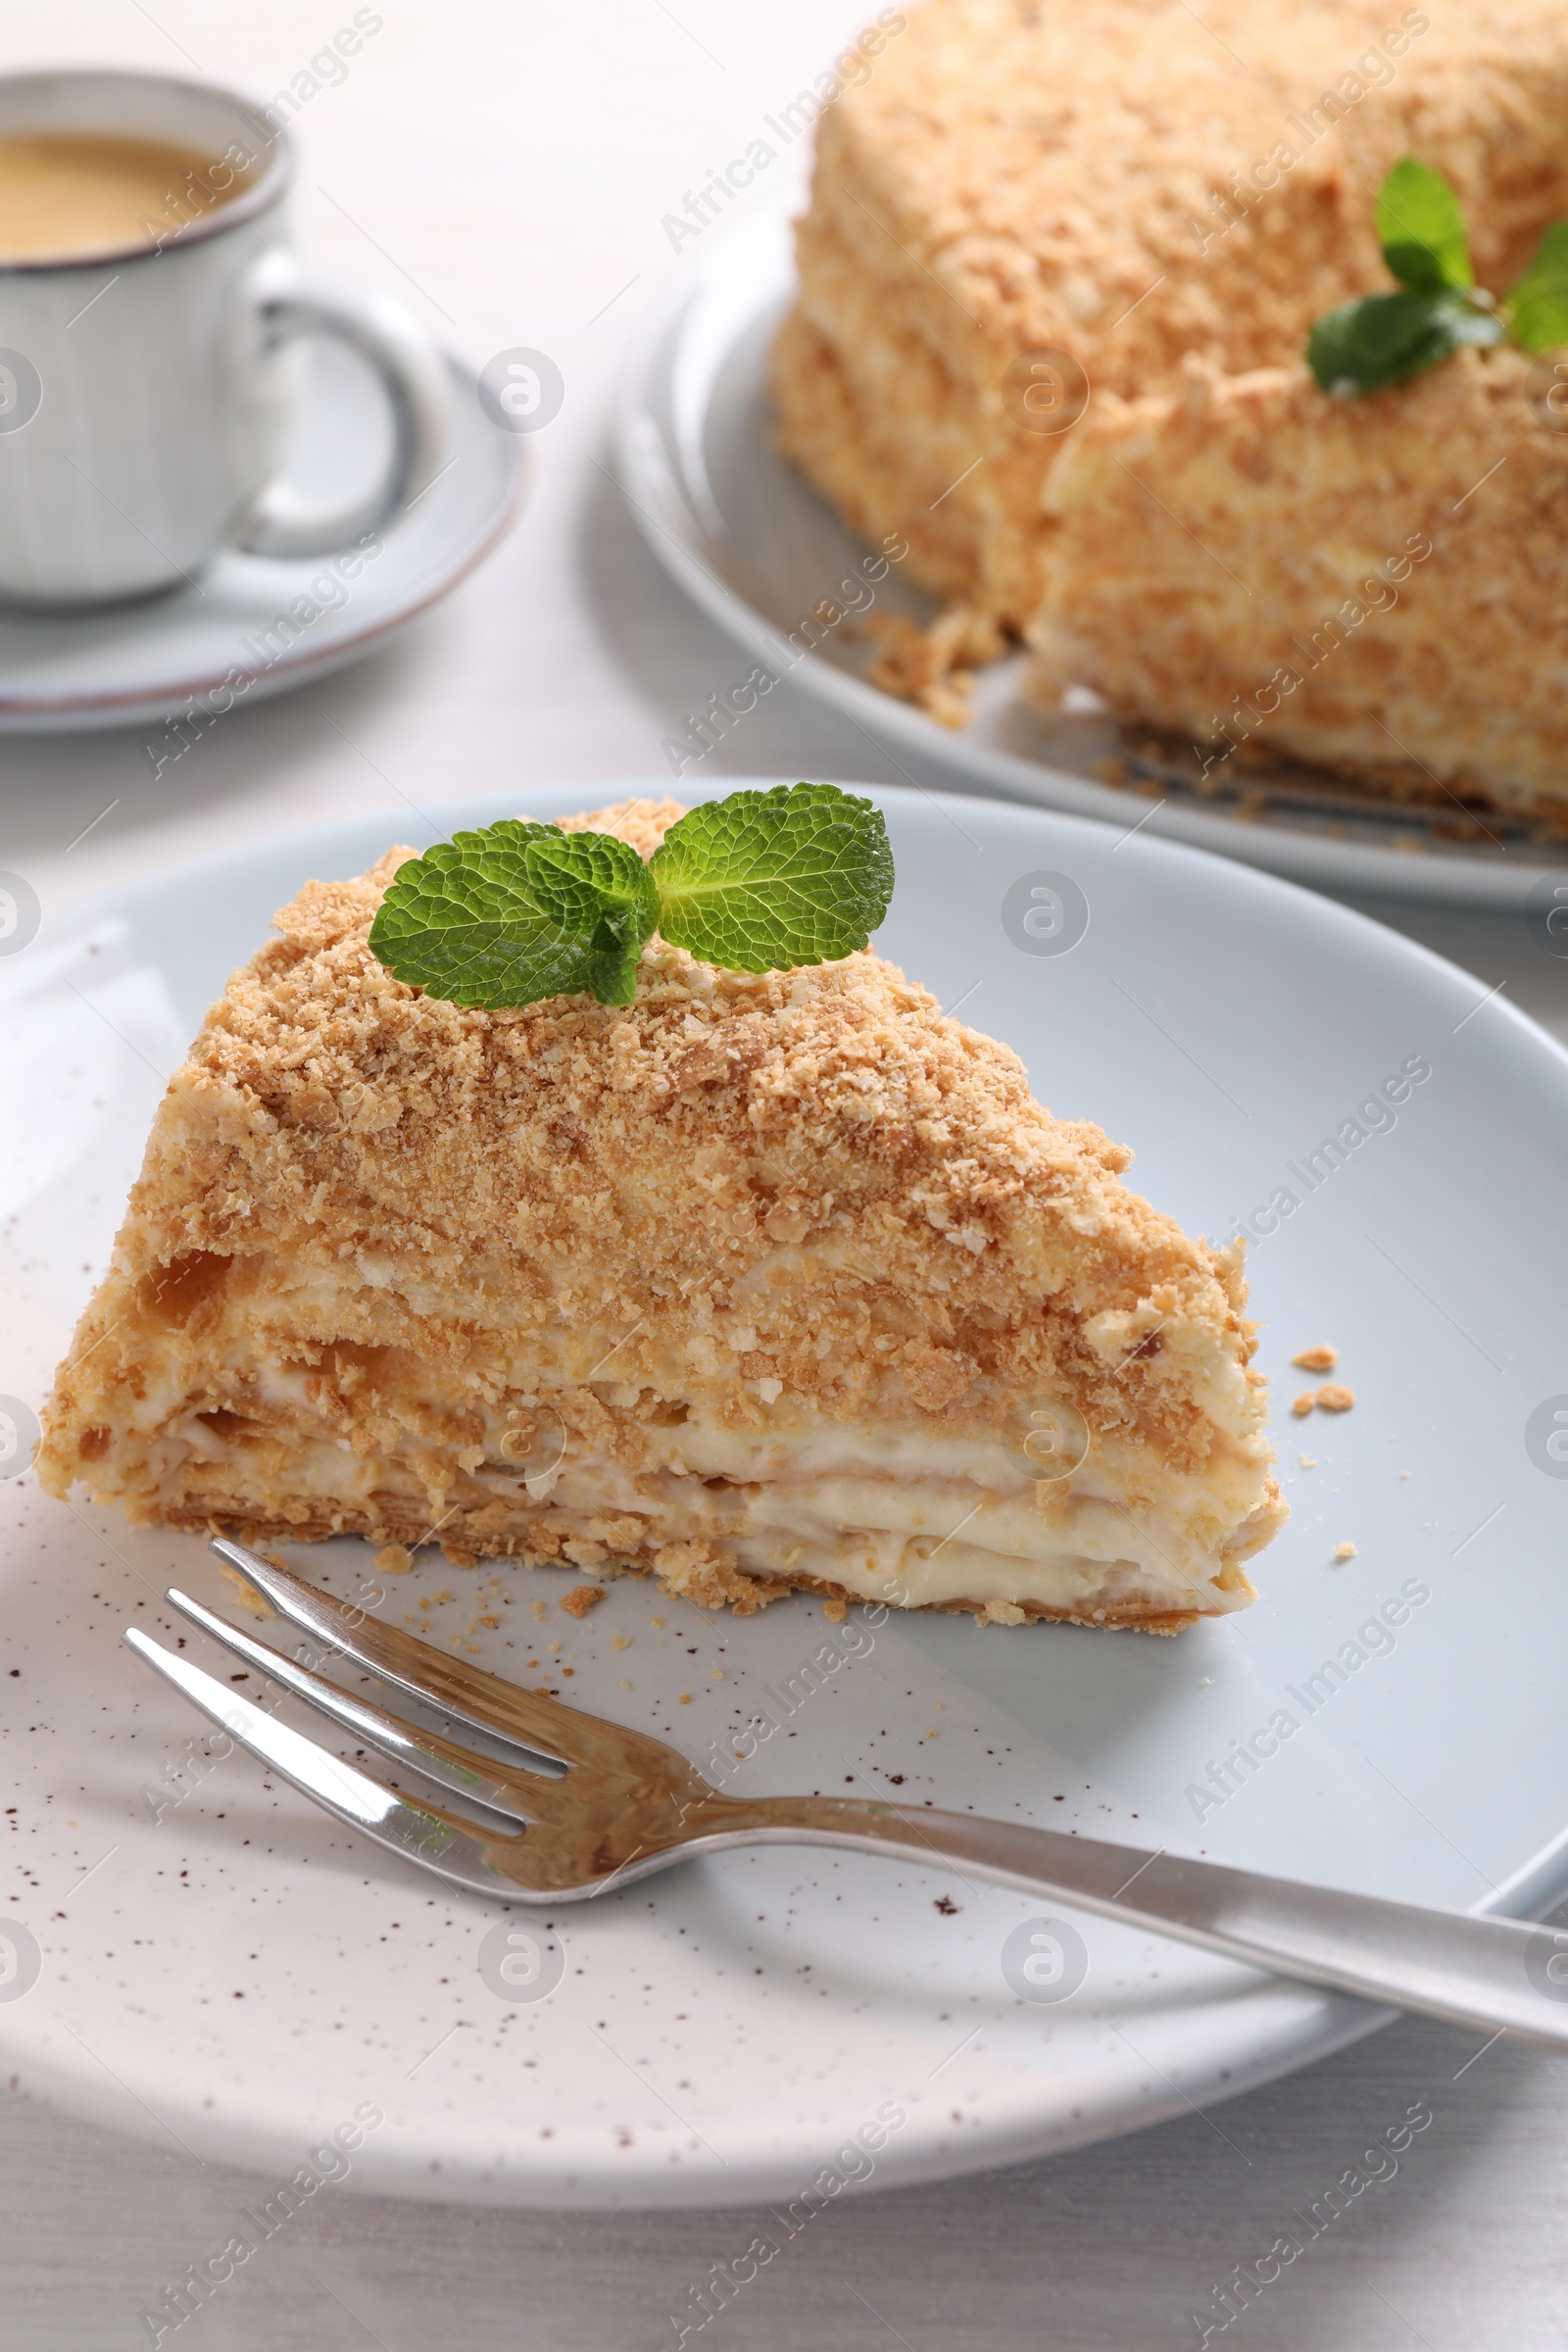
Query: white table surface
xmin=6 ymin=4 xmax=1568 ymax=2344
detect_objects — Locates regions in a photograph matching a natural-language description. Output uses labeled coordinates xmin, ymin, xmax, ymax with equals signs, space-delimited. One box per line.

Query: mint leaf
xmin=1507 ymin=220 xmax=1568 ymax=355
xmin=523 ymin=828 xmax=660 ymax=1006
xmin=649 ymin=782 xmax=894 ymax=974
xmin=368 ymin=820 xmax=607 ymax=1008
xmin=1308 ymin=286 xmax=1501 ymax=395
xmin=524 ymin=828 xmax=655 ymax=932
xmin=1376 ymin=157 xmax=1472 ymax=290
xmin=368 ymin=784 xmax=900 ymax=1010
xmin=1306 ymin=157 xmax=1553 ymax=396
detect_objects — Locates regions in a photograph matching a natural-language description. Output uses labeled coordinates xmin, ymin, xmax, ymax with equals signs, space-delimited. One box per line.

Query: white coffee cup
xmin=0 ymin=68 xmax=449 ymax=608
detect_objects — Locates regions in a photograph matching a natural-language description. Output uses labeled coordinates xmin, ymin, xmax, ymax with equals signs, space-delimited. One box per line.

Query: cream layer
xmin=122 ymin=1336 xmax=1271 ymax=1618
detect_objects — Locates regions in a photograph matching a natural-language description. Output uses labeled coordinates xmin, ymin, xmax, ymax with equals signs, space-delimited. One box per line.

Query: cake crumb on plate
xmin=218 ymin=1560 xmax=268 ymax=1612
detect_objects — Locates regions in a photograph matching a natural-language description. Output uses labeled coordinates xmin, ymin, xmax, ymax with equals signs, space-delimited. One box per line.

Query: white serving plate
xmin=2 ymin=776 xmax=1567 ymax=2210
xmin=0 ymin=344 xmax=520 ymax=732
xmin=617 ymin=209 xmax=1567 ymax=910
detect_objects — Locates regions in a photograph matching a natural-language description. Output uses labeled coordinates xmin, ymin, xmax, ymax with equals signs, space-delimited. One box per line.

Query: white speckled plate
xmin=619 ymin=207 xmax=1564 ymax=908
xmin=0 ymin=343 xmax=520 ymax=733
xmin=3 ymin=777 xmax=1568 ymax=2209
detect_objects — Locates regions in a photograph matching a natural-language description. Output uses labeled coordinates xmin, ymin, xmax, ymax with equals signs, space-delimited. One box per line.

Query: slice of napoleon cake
xmin=38 ymin=787 xmax=1285 ymax=1630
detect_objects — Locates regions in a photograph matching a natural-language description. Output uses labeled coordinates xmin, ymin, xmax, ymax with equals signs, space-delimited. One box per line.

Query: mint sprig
xmin=368 ymin=782 xmax=895 ymax=1011
xmin=1506 ymin=220 xmax=1568 ymax=356
xmin=1307 ymin=158 xmax=1518 ymax=397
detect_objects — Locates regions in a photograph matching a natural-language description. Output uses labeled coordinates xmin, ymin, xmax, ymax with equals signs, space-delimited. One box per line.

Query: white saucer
xmin=0 ymin=346 xmax=521 ymax=733
xmin=618 ymin=209 xmax=1561 ymax=909
xmin=4 ymin=778 xmax=1568 ymax=2208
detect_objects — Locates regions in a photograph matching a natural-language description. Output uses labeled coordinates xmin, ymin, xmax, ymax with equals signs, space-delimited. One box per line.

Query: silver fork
xmin=123 ymin=1537 xmax=1568 ymax=2049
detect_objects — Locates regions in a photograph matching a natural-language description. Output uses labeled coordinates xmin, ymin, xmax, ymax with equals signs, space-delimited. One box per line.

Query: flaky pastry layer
xmin=39 ymin=796 xmax=1285 ymax=1626
xmin=1028 ymin=352 xmax=1568 ymax=815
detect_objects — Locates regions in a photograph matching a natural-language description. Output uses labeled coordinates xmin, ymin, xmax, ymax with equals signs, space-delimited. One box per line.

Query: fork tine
xmin=123 ymin=1626 xmax=545 ymax=1902
xmin=208 ymin=1537 xmax=682 ymax=1773
xmin=165 ymin=1586 xmax=566 ymax=1826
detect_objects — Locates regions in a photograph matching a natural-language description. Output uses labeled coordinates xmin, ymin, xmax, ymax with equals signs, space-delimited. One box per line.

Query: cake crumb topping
xmin=77 ymin=795 xmax=1260 ymax=1450
xmin=35 ymin=795 xmax=1285 ymax=1629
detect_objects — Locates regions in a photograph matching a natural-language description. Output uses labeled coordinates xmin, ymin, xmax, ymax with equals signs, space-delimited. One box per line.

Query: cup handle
xmin=228 ymin=249 xmax=449 ymax=561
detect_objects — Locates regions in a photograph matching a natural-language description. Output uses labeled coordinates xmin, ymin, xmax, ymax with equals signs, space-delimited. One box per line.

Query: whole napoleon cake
xmin=770 ymin=0 xmax=1568 ymax=808
xmin=38 ymin=790 xmax=1285 ymax=1630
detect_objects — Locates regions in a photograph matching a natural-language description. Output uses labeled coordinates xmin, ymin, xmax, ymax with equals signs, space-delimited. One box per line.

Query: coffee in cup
xmin=0 ymin=133 xmax=257 ymax=264
xmin=0 ymin=70 xmax=447 ymax=608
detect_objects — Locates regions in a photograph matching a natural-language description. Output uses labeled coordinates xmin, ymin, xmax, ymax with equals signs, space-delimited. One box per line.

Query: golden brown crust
xmin=1028 ymin=350 xmax=1568 ymax=813
xmin=773 ymin=0 xmax=1568 ymax=632
xmin=770 ymin=0 xmax=1568 ymax=802
xmin=43 ymin=817 xmax=1257 ymax=1453
xmin=39 ymin=796 xmax=1284 ymax=1620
